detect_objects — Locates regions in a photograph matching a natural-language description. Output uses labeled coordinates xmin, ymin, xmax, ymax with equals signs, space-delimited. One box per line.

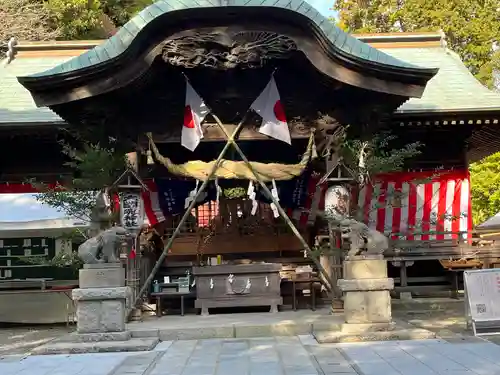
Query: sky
xmin=0 ymin=194 xmax=63 ymax=222
xmin=0 ymin=0 xmax=334 ymax=223
xmin=308 ymin=0 xmax=333 ymax=17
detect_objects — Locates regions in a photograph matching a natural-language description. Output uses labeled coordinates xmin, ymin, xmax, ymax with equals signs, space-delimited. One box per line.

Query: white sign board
xmin=464 ymin=268 xmax=500 ymax=336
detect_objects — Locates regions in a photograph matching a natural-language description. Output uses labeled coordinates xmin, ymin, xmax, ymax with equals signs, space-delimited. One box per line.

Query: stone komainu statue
xmin=322 ymin=201 xmax=389 ymax=257
xmin=339 ymin=219 xmax=389 ymax=256
xmin=78 ymin=226 xmax=130 ymax=264
xmin=89 ymin=189 xmax=116 ymax=232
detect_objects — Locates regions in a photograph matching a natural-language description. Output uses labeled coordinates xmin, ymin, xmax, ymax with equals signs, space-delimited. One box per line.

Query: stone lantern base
xmin=74 ymin=264 xmax=129 ymax=335
xmin=31 ymin=263 xmax=158 ymax=354
xmin=314 ymin=254 xmax=436 ymax=343
xmin=341 ymin=254 xmax=394 ymax=325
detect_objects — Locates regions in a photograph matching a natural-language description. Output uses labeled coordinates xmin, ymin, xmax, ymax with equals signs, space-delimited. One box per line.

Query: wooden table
xmin=282 ymin=278 xmax=321 ymax=311
xmin=151 ymin=291 xmax=194 ymax=317
xmin=158 ymin=282 xmax=179 ymax=292
xmin=440 ymin=260 xmax=482 ymax=299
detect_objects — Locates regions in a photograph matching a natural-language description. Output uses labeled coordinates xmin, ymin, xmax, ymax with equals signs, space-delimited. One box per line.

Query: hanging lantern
xmin=110 ymin=167 xmax=148 ymax=234
xmin=120 ymin=191 xmax=144 ymax=231
xmin=325 ymin=185 xmax=351 ymax=222
xmin=319 ymin=155 xmax=355 ymax=222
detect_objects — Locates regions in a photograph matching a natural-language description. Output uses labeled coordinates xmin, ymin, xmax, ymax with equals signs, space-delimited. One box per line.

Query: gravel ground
xmin=395 ymin=310 xmax=470 ymax=337
xmin=0 ymin=325 xmax=73 ymax=356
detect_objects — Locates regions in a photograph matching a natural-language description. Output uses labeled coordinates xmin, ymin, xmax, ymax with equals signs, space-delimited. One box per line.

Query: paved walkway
xmin=2 ymin=336 xmax=500 ymax=375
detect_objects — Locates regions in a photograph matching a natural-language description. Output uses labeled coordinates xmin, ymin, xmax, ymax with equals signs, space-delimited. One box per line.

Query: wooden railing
xmin=385 ymin=230 xmax=500 ymax=262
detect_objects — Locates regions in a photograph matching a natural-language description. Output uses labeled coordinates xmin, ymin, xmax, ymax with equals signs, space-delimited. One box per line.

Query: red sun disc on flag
xmin=273 ymin=100 xmax=287 ymax=122
xmin=184 ymin=105 xmax=195 ymax=128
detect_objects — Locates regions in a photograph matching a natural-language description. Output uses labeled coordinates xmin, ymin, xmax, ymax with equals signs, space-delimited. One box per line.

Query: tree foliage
xmin=33 ymin=140 xmax=127 ymax=222
xmin=469 ymin=152 xmax=500 ymax=226
xmin=43 ymin=0 xmax=105 ymax=40
xmin=0 ymin=0 xmax=153 ymax=42
xmin=23 ymin=250 xmax=84 ymax=270
xmin=342 ymin=130 xmax=422 ymax=180
xmin=0 ymin=0 xmax=60 ymax=41
xmin=334 ymin=0 xmax=500 ymax=88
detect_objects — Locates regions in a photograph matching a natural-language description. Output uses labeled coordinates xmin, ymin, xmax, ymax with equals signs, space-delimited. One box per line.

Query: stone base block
xmin=31 ymin=338 xmax=159 ymax=355
xmin=340 ymin=322 xmax=396 ymax=334
xmin=129 ymin=308 xmax=142 ymax=321
xmin=400 ymin=291 xmax=413 ymax=301
xmin=313 ymin=327 xmax=436 ymax=344
xmin=344 ymin=255 xmax=387 ymax=279
xmin=344 ymin=290 xmax=392 ymax=323
xmin=338 ymin=278 xmax=394 ymax=292
xmin=73 ymin=287 xmax=129 ymax=334
xmin=79 ymin=265 xmax=125 ymax=288
xmin=57 ymin=331 xmax=131 ymax=343
xmin=331 ymin=299 xmax=344 ymax=311
xmin=72 ymin=286 xmax=130 ymax=301
xmin=76 ymin=299 xmax=126 ymax=333
xmin=234 ymin=323 xmax=311 ymax=338
xmin=158 ymin=326 xmax=235 ymax=341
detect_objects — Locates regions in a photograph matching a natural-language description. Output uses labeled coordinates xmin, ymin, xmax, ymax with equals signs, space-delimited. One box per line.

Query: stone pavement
xmin=3 ymin=336 xmax=500 ymax=375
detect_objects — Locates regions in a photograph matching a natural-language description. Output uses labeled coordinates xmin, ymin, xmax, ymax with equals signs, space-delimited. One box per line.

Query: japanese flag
xmin=250 ymin=76 xmax=291 ymax=144
xmin=181 ymin=81 xmax=209 ymax=151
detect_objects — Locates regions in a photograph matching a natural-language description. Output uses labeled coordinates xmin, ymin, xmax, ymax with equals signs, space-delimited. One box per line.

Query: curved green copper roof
xmin=25 ymin=0 xmax=424 ymax=79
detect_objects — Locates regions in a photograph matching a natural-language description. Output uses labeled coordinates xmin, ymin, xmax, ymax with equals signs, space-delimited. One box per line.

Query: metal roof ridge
xmin=12 ymin=32 xmax=443 ymax=51
xmin=15 ymin=40 xmax=101 ymax=51
xmin=355 ymin=32 xmax=443 ymax=43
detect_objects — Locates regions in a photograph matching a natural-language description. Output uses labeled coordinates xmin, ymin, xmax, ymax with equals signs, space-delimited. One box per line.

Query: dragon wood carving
xmin=162 ymin=30 xmax=297 ymax=69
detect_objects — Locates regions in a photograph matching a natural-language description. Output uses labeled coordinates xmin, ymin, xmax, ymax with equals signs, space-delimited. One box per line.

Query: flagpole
xmin=209 ymin=112 xmax=335 ymax=296
xmin=132 ymin=115 xmax=248 ymax=310
xmin=182 ymin=74 xmax=333 ymax=293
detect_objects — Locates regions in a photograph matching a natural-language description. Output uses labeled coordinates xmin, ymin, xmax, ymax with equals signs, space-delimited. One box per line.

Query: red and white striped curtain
xmin=139 ymin=170 xmax=472 ymax=241
xmin=0 ymin=169 xmax=473 ymax=243
xmin=357 ymin=170 xmax=472 ymax=240
xmin=141 ymin=180 xmax=166 ymax=226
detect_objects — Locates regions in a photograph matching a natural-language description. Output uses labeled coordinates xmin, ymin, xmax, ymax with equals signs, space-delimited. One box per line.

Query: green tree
xmin=469 ymin=152 xmax=500 ymax=225
xmin=44 ymin=0 xmax=104 ymax=40
xmin=33 ymin=140 xmax=127 ymax=222
xmin=334 ymin=0 xmax=500 ymax=88
xmin=0 ymin=0 xmax=60 ymax=41
xmin=45 ymin=0 xmax=154 ymax=39
xmin=0 ymin=0 xmax=153 ymax=41
xmin=98 ymin=0 xmax=154 ymax=27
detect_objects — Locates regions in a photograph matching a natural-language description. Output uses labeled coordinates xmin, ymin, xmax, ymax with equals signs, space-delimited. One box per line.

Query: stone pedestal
xmin=339 ymin=254 xmax=394 ymax=325
xmin=314 ymin=255 xmax=437 ymax=343
xmin=31 ymin=262 xmax=159 ymax=354
xmin=72 ymin=263 xmax=130 ymax=335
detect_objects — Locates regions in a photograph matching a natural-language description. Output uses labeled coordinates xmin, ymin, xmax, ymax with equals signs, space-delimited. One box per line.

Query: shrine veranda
xmin=1 ymin=1 xmax=500 ymax=313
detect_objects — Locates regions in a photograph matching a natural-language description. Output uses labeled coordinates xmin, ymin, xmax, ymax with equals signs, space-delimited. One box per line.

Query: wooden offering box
xmin=193 ymin=263 xmax=282 ymax=315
